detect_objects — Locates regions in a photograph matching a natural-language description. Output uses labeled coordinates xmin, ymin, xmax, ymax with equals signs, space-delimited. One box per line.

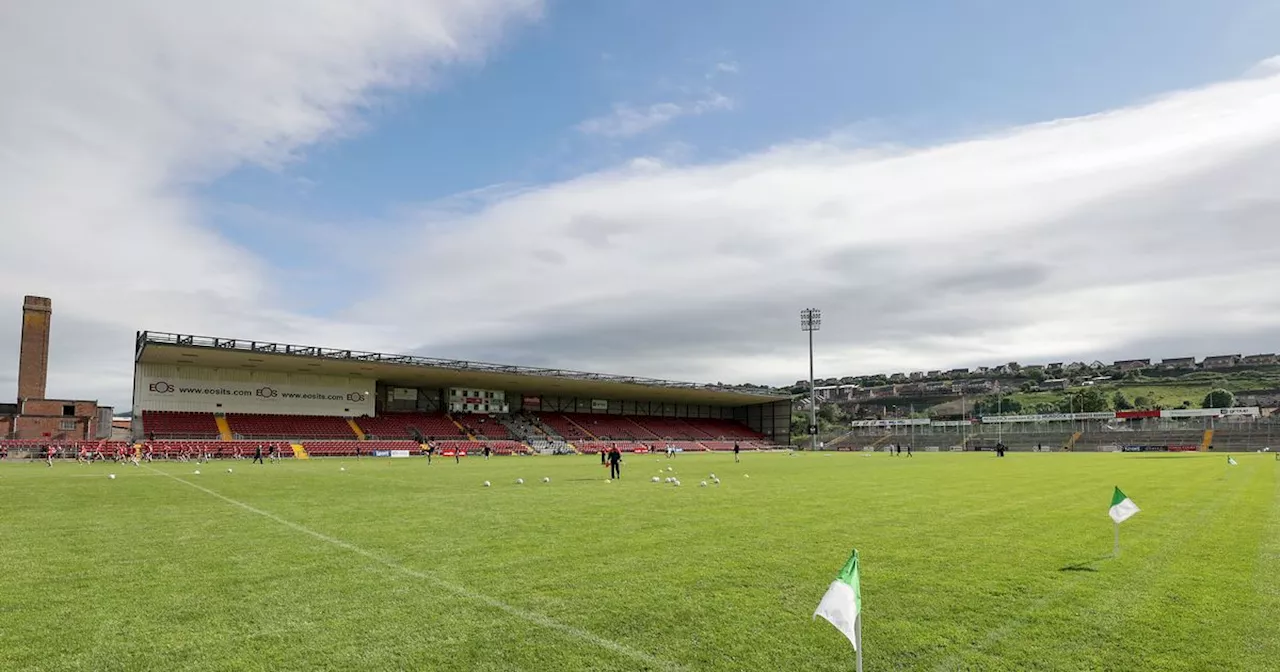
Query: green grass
xmin=1 ymin=452 xmax=1276 ymax=671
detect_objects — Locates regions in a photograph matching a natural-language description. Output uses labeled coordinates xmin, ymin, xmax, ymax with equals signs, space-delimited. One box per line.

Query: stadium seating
xmin=631 ymin=416 xmax=712 ymax=440
xmin=536 ymin=413 xmax=593 ymax=440
xmin=457 ymin=415 xmax=514 ymax=439
xmin=432 ymin=440 xmax=527 ymax=456
xmin=356 ymin=413 xmax=464 ymax=440
xmin=560 ymin=413 xmax=652 ymax=440
xmin=225 ymin=414 xmax=357 ymax=440
xmin=683 ymin=418 xmax=768 ymax=440
xmin=535 ymin=412 xmax=766 ymax=441
xmin=576 ymin=441 xmax=649 ymax=454
xmin=303 ymin=440 xmax=420 ymax=457
xmin=149 ymin=441 xmax=292 ymax=459
xmin=141 ymin=411 xmax=220 ymax=439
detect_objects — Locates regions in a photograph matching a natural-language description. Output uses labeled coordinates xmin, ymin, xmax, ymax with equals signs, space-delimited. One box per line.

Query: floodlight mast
xmin=801 ymin=308 xmax=822 ymax=452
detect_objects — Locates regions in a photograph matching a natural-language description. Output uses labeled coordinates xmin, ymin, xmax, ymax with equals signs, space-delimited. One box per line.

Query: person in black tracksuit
xmin=253 ymin=444 xmax=263 ymax=464
xmin=608 ymin=447 xmax=621 ymax=479
xmin=733 ymin=442 xmax=740 ymax=462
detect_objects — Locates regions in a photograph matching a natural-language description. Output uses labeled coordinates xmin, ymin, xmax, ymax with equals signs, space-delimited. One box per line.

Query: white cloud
xmin=5 ymin=3 xmax=1280 ymax=409
xmin=576 ymin=93 xmax=734 ymax=138
xmin=708 ymin=61 xmax=739 ymax=77
xmin=363 ymin=60 xmax=1280 ymax=385
xmin=0 ymin=0 xmax=540 ymax=408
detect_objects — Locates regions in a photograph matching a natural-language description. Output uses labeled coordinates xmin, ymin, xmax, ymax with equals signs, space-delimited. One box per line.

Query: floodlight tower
xmin=801 ymin=308 xmax=822 ymax=452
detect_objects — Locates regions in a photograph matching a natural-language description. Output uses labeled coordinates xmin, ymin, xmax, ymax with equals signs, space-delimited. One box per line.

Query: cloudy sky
xmin=3 ymin=0 xmax=1280 ymax=409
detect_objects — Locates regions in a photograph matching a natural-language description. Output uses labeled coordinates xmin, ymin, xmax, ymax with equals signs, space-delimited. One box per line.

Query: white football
xmin=700 ymin=481 xmax=708 ymax=487
xmin=651 ymin=476 xmax=660 ymax=482
xmin=606 ymin=479 xmax=612 ymax=483
xmin=744 ymin=474 xmax=750 ymax=478
xmin=340 ymin=467 xmax=346 ymax=472
xmin=194 ymin=470 xmax=201 ymax=475
xmin=108 ymin=474 xmax=116 ymax=479
xmin=714 ymin=478 xmax=720 ymax=485
xmin=516 ymin=478 xmax=524 ymax=484
xmin=666 ymin=467 xmax=673 ymax=472
xmin=542 ymin=477 xmax=550 ymax=483
xmin=673 ymin=480 xmax=681 ymax=486
xmin=483 ymin=481 xmax=491 ymax=487
xmin=227 ymin=468 xmax=233 ymax=473
xmin=709 ymin=473 xmax=716 ymax=479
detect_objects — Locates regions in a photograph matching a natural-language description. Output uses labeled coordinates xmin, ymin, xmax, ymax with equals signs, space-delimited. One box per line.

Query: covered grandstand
xmin=128 ymin=331 xmax=792 ymax=458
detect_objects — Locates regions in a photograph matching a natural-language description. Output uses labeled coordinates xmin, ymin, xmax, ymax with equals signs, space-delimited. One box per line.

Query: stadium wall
xmin=133 ymin=363 xmax=375 ymax=417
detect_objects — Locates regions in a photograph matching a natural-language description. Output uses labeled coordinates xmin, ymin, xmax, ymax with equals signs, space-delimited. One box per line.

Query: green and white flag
xmin=1227 ymin=456 xmax=1238 ymax=466
xmin=1109 ymin=487 xmax=1140 ymax=524
xmin=814 ymin=549 xmax=861 ymax=651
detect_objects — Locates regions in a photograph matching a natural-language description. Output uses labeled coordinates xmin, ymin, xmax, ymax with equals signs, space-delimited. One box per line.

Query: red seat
xmin=224 ymin=414 xmax=356 ymax=440
xmin=142 ymin=411 xmax=220 ymax=439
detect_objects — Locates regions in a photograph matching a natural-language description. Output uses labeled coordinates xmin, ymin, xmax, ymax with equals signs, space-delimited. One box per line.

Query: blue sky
xmin=207 ymin=0 xmax=1280 ymax=230
xmin=6 ymin=0 xmax=1280 ymax=408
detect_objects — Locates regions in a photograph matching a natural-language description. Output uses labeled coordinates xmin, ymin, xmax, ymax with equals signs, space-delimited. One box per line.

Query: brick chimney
xmin=17 ymin=296 xmax=52 ymax=402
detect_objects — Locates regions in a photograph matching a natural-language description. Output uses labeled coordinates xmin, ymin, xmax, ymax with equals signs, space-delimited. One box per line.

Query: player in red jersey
xmin=45 ymin=445 xmax=57 ymax=467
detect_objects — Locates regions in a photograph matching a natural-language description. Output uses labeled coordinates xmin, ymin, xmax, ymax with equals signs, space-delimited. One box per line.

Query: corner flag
xmin=1109 ymin=487 xmax=1140 ymax=524
xmin=815 ymin=549 xmax=861 ymax=654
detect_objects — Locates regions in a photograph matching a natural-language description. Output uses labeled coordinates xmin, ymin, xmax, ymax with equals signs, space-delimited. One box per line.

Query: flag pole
xmin=1113 ymin=521 xmax=1119 ymax=557
xmin=855 ymin=613 xmax=863 ymax=672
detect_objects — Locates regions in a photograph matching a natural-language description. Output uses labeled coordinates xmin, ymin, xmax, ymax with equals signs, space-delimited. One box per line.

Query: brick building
xmin=1 ymin=296 xmax=111 ymax=441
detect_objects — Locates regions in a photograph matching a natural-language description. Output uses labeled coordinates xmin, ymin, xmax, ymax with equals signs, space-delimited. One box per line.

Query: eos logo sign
xmin=149 ymin=381 xmax=174 ymax=394
xmin=346 ymin=392 xmax=366 ymax=402
xmin=255 ymin=386 xmax=278 ymax=398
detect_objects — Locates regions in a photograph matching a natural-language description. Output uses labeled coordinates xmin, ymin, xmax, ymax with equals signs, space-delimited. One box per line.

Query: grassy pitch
xmin=1 ymin=451 xmax=1276 ymax=671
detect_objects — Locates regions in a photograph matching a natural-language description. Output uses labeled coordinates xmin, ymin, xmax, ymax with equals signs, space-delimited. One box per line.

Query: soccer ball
xmin=483 ymin=481 xmax=491 ymax=487
xmin=194 ymin=470 xmax=201 ymax=475
xmin=606 ymin=479 xmax=612 ymax=483
xmin=227 ymin=468 xmax=233 ymax=473
xmin=700 ymin=481 xmax=708 ymax=487
xmin=542 ymin=477 xmax=550 ymax=483
xmin=714 ymin=478 xmax=720 ymax=485
xmin=666 ymin=467 xmax=673 ymax=472
xmin=744 ymin=474 xmax=750 ymax=478
xmin=340 ymin=467 xmax=346 ymax=472
xmin=108 ymin=474 xmax=116 ymax=480
xmin=651 ymin=476 xmax=660 ymax=483
xmin=516 ymin=478 xmax=524 ymax=485
xmin=672 ymin=480 xmax=681 ymax=486
xmin=709 ymin=473 xmax=716 ymax=479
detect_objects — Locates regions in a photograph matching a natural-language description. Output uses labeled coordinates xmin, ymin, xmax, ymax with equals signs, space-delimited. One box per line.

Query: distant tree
xmin=1020 ymin=382 xmax=1036 ymax=393
xmin=1059 ymin=388 xmax=1110 ymax=413
xmin=1202 ymin=389 xmax=1235 ymax=409
xmin=1112 ymin=391 xmax=1133 ymax=411
xmin=1034 ymin=402 xmax=1060 ymax=414
xmin=1132 ymin=395 xmax=1153 ymax=409
xmin=817 ymin=403 xmax=844 ymax=424
xmin=975 ymin=395 xmax=1022 ymax=415
xmin=1025 ymin=368 xmax=1046 ymax=383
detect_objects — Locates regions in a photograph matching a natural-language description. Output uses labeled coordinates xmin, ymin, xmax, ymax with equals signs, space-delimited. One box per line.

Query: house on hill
xmin=1241 ymin=354 xmax=1276 ymax=366
xmin=1159 ymin=357 xmax=1196 ymax=370
xmin=1115 ymin=359 xmax=1150 ymax=372
xmin=1202 ymin=354 xmax=1241 ymax=369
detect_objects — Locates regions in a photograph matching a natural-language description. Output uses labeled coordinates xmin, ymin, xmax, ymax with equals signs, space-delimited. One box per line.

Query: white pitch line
xmin=151 ymin=468 xmax=685 ymax=671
